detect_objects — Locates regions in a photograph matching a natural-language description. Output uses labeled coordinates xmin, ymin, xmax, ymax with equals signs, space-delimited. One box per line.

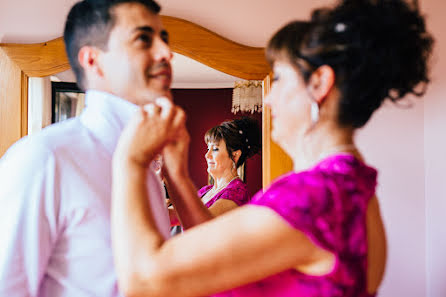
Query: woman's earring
xmin=310 ymin=101 xmax=320 ymax=124
xmin=232 ymin=160 xmax=236 ymax=169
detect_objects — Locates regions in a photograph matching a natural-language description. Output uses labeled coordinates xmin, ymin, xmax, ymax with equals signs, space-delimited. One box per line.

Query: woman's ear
xmin=232 ymin=149 xmax=242 ymax=165
xmin=307 ymin=65 xmax=335 ymax=104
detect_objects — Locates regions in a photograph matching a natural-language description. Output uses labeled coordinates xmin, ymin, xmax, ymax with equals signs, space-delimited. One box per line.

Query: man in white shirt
xmin=0 ymin=0 xmax=172 ymax=296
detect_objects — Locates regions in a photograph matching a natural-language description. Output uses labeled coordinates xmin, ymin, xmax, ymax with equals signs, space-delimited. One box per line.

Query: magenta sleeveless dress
xmin=212 ymin=154 xmax=378 ymax=297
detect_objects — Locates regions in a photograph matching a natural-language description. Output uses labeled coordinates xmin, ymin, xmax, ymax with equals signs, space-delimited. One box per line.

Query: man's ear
xmin=307 ymin=65 xmax=335 ymax=104
xmin=78 ymin=46 xmax=104 ymax=77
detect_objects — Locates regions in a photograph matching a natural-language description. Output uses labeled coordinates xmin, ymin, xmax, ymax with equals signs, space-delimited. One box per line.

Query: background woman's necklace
xmin=202 ymin=175 xmax=239 ymax=204
xmin=211 ymin=175 xmax=240 ymax=193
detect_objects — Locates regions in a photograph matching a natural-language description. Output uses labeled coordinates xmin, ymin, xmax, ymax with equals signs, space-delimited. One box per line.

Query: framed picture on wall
xmin=51 ymin=82 xmax=85 ymax=123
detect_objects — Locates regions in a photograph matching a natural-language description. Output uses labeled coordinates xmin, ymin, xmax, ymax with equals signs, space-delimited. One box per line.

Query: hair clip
xmin=334 ymin=22 xmax=347 ymax=33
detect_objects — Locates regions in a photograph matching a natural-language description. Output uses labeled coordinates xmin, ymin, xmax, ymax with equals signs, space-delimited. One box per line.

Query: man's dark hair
xmin=63 ymin=0 xmax=161 ymax=90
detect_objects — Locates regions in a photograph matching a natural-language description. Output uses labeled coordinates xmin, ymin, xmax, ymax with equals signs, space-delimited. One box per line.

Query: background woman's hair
xmin=266 ymin=0 xmax=434 ymax=128
xmin=205 ymin=117 xmax=261 ymax=168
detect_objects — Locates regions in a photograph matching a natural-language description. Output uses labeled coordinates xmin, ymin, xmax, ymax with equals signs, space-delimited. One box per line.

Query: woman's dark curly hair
xmin=266 ymin=0 xmax=434 ymax=128
xmin=205 ymin=117 xmax=261 ymax=168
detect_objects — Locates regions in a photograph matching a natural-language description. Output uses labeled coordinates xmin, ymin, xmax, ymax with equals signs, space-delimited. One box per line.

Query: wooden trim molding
xmin=162 ymin=16 xmax=269 ymax=80
xmin=21 ymin=73 xmax=29 ymax=136
xmin=0 ymin=38 xmax=70 ymax=77
xmin=0 ymin=16 xmax=269 ymax=80
xmin=262 ymin=73 xmax=293 ymax=189
xmin=262 ymin=74 xmax=272 ymax=188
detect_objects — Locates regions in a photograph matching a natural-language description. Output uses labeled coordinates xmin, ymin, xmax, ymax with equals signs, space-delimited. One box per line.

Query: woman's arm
xmin=167 ymin=181 xmax=239 ymax=227
xmin=112 ymin=167 xmax=334 ymax=297
xmin=208 ymin=198 xmax=239 ymax=216
xmin=111 ymin=99 xmax=333 ymax=297
xmin=162 ymin=165 xmax=212 ymax=229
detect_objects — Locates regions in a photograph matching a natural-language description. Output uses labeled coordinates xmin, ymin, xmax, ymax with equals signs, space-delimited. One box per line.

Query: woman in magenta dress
xmin=169 ymin=117 xmax=261 ymax=228
xmin=111 ymin=0 xmax=433 ymax=296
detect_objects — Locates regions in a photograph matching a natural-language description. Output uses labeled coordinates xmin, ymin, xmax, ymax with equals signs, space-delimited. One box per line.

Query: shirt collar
xmin=80 ymin=90 xmax=139 ymax=155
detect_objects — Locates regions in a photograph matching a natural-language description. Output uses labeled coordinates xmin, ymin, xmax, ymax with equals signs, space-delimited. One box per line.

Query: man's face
xmin=99 ymin=3 xmax=173 ymax=105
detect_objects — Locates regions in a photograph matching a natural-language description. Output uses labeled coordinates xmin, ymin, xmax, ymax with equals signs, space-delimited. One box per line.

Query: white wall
xmin=28 ymin=77 xmax=52 ymax=135
xmin=357 ymin=100 xmax=426 ymax=297
xmin=423 ymin=0 xmax=446 ymax=296
xmin=356 ymin=1 xmax=446 ymax=296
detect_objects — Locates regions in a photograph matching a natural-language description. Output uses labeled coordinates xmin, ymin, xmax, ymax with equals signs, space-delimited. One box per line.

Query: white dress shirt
xmin=0 ymin=90 xmax=170 ymax=297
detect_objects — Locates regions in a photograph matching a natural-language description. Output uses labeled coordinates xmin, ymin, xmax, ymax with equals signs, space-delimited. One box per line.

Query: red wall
xmin=172 ymin=88 xmax=262 ymax=196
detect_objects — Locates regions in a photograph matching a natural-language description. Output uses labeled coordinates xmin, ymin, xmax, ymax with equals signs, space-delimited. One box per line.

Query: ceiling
xmin=0 ymin=0 xmax=333 ymax=87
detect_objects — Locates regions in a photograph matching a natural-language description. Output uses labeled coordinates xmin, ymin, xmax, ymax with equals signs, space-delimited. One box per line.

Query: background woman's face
xmin=205 ymin=140 xmax=233 ymax=178
xmin=265 ymin=60 xmax=312 ymax=150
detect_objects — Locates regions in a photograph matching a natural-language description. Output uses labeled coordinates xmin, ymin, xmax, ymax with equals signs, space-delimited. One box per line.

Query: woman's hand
xmin=114 ymin=97 xmax=186 ymax=169
xmin=162 ymin=126 xmax=191 ymax=179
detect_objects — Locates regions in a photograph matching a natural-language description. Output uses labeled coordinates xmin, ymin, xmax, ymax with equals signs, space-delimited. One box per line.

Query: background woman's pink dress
xmin=198 ymin=178 xmax=250 ymax=208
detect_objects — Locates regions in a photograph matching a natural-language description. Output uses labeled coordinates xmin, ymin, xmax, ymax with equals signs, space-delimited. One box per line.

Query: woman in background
xmin=169 ymin=117 xmax=261 ymax=228
xmin=111 ymin=0 xmax=433 ymax=296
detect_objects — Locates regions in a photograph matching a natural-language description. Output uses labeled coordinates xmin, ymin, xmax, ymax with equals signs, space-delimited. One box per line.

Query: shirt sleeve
xmin=0 ymin=140 xmax=60 ymax=296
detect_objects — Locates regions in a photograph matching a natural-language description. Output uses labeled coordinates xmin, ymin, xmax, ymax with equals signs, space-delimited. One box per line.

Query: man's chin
xmin=138 ymin=89 xmax=172 ymax=105
xmin=161 ymin=89 xmax=173 ymax=101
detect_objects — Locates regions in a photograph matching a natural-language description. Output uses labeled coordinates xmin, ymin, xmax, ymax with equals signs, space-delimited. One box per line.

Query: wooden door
xmin=262 ymin=74 xmax=293 ymax=189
